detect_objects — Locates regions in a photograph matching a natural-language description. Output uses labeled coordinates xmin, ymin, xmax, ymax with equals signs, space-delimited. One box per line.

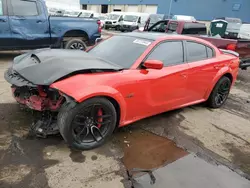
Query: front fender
xmin=204 ymin=66 xmax=232 ymax=99
xmin=52 ymin=84 xmax=127 ymax=125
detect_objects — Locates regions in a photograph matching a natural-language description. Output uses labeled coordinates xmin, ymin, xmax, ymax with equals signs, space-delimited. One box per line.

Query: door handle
xmin=36 ymin=20 xmax=44 ymax=23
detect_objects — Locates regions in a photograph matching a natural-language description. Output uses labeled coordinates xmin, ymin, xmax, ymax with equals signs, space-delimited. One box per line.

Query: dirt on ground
xmin=0 ymin=52 xmax=250 ymax=188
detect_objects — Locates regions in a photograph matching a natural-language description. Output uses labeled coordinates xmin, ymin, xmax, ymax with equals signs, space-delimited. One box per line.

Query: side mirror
xmin=143 ymin=60 xmax=163 ymax=70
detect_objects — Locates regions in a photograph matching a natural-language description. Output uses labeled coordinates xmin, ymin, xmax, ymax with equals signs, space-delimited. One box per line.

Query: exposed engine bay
xmin=4 ymin=49 xmax=122 ymax=138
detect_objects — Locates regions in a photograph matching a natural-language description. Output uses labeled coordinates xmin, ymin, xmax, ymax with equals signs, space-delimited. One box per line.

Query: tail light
xmin=97 ymin=20 xmax=102 ymax=33
xmin=226 ymin=43 xmax=236 ymax=51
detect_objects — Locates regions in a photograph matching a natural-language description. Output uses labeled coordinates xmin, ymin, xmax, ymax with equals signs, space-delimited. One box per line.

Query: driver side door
xmin=138 ymin=40 xmax=189 ymax=115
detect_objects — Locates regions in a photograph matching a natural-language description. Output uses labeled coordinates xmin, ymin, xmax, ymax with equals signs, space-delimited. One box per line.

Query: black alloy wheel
xmin=208 ymin=76 xmax=232 ymax=108
xmin=58 ymin=97 xmax=117 ymax=150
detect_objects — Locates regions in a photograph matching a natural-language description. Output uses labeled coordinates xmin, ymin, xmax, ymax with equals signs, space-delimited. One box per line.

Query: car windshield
xmin=150 ymin=14 xmax=164 ymax=23
xmin=88 ymin=36 xmax=152 ymax=68
xmin=99 ymin=16 xmax=106 ymax=20
xmin=107 ymin=14 xmax=120 ymax=20
xmin=123 ymin=15 xmax=139 ymax=22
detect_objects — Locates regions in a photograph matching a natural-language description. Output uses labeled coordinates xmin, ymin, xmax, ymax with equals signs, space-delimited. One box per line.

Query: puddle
xmin=115 ymin=128 xmax=188 ymax=171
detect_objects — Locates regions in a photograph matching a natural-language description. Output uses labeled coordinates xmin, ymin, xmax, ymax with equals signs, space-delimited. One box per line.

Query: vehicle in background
xmin=172 ymin=15 xmax=196 ymax=21
xmin=5 ymin=33 xmax=240 ymax=150
xmin=238 ymin=24 xmax=250 ymax=40
xmin=144 ymin=20 xmax=207 ymax=35
xmin=141 ymin=14 xmax=170 ymax=31
xmin=78 ymin=10 xmax=95 ymax=18
xmin=142 ymin=19 xmax=250 ymax=69
xmin=93 ymin=13 xmax=107 ymax=28
xmin=215 ymin=17 xmax=242 ymax=39
xmin=0 ymin=0 xmax=101 ymax=51
xmin=120 ymin=13 xmax=149 ymax=32
xmin=103 ymin=12 xmax=125 ymax=30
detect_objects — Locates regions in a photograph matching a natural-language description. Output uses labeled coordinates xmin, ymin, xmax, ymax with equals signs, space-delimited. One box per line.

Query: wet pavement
xmin=0 ymin=51 xmax=250 ymax=187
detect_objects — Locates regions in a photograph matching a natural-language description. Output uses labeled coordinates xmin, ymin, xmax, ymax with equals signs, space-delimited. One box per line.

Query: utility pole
xmin=168 ymin=0 xmax=173 ymax=18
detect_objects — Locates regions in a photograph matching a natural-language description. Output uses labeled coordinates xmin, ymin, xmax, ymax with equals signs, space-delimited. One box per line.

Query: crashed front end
xmin=5 ymin=68 xmax=65 ymax=112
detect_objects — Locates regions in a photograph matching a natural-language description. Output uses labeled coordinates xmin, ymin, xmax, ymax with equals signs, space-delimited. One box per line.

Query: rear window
xmin=187 ymin=41 xmax=214 ymax=62
xmin=182 ymin=23 xmax=207 ymax=35
xmin=88 ymin=36 xmax=152 ymax=68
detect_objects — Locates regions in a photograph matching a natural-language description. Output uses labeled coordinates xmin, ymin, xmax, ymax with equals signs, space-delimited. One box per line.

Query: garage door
xmin=127 ymin=5 xmax=139 ymax=12
xmin=145 ymin=5 xmax=158 ymax=13
xmin=89 ymin=5 xmax=99 ymax=12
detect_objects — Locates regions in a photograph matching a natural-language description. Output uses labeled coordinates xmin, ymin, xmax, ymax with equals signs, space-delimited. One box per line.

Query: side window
xmin=0 ymin=0 xmax=3 ymax=16
xmin=149 ymin=22 xmax=168 ymax=33
xmin=11 ymin=0 xmax=38 ymax=16
xmin=207 ymin=47 xmax=214 ymax=58
xmin=138 ymin=17 xmax=141 ymax=24
xmin=167 ymin=22 xmax=178 ymax=33
xmin=186 ymin=42 xmax=208 ymax=62
xmin=146 ymin=41 xmax=184 ymax=67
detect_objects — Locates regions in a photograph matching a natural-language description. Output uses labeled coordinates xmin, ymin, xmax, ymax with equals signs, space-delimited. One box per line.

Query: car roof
xmin=119 ymin=32 xmax=217 ymax=48
xmin=120 ymin=32 xmax=198 ymax=41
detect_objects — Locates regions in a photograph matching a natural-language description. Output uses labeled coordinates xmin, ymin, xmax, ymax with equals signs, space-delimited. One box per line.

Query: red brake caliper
xmin=97 ymin=108 xmax=103 ymax=128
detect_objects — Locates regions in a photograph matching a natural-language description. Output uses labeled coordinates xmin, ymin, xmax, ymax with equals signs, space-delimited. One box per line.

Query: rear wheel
xmin=58 ymin=97 xmax=117 ymax=150
xmin=207 ymin=76 xmax=232 ymax=108
xmin=64 ymin=38 xmax=87 ymax=51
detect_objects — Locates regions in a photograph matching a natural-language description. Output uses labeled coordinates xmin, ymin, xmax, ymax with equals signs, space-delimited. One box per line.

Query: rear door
xmin=0 ymin=0 xmax=12 ymax=49
xmin=8 ymin=0 xmax=50 ymax=49
xmin=185 ymin=41 xmax=220 ymax=102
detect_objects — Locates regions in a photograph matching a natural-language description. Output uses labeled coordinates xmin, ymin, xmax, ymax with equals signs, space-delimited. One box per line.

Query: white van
xmin=238 ymin=24 xmax=250 ymax=39
xmin=120 ymin=12 xmax=150 ymax=32
xmin=104 ymin=12 xmax=126 ymax=30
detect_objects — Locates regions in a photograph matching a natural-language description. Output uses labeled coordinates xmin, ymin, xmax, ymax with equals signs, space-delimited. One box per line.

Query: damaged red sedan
xmin=5 ymin=33 xmax=239 ymax=150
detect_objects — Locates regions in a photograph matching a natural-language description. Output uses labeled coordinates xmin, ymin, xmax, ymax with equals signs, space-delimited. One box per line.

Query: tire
xmin=115 ymin=25 xmax=120 ymax=31
xmin=64 ymin=38 xmax=87 ymax=51
xmin=104 ymin=25 xmax=109 ymax=30
xmin=58 ymin=97 xmax=117 ymax=150
xmin=207 ymin=76 xmax=232 ymax=108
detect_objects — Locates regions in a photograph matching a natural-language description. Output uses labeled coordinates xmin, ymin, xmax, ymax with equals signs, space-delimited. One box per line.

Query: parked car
xmin=238 ymin=24 xmax=250 ymax=40
xmin=5 ymin=32 xmax=239 ymax=150
xmin=63 ymin=9 xmax=81 ymax=17
xmin=0 ymin=0 xmax=101 ymax=51
xmin=142 ymin=19 xmax=250 ymax=69
xmin=140 ymin=14 xmax=170 ymax=31
xmin=120 ymin=13 xmax=149 ymax=32
xmin=103 ymin=12 xmax=125 ymax=30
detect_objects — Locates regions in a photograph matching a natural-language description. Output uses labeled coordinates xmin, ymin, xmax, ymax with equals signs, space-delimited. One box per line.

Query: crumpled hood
xmin=6 ymin=48 xmax=122 ymax=86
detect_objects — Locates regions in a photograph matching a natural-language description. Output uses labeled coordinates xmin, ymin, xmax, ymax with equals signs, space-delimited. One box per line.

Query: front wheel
xmin=207 ymin=76 xmax=232 ymax=108
xmin=58 ymin=97 xmax=117 ymax=150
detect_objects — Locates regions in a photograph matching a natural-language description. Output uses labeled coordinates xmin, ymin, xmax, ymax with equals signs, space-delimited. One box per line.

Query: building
xmin=79 ymin=0 xmax=250 ymax=22
xmin=45 ymin=0 xmax=80 ymax=9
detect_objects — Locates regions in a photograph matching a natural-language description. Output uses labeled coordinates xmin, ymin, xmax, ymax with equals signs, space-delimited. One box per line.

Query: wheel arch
xmin=204 ymin=69 xmax=233 ymax=100
xmin=60 ymin=29 xmax=89 ymax=46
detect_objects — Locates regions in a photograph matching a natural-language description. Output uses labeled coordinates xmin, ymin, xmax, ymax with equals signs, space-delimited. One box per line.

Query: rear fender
xmin=53 ymin=85 xmax=127 ymax=125
xmin=204 ymin=66 xmax=232 ymax=99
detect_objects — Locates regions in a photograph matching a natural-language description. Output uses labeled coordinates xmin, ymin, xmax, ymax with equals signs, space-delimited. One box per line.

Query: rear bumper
xmin=89 ymin=33 xmax=101 ymax=46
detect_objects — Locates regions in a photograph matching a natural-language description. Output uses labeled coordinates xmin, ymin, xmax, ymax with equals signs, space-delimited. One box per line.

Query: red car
xmin=5 ymin=33 xmax=239 ymax=150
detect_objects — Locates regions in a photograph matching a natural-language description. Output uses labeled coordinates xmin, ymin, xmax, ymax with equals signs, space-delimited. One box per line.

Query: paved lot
xmin=0 ymin=49 xmax=249 ymax=188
